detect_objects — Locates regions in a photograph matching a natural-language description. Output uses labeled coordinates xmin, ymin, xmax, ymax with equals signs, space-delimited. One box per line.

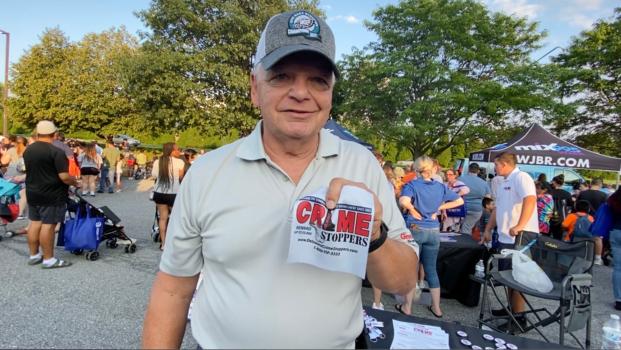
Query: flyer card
xmin=287 ymin=186 xmax=375 ymax=278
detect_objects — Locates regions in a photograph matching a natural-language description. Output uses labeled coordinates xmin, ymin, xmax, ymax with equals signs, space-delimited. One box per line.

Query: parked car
xmin=112 ymin=134 xmax=140 ymax=147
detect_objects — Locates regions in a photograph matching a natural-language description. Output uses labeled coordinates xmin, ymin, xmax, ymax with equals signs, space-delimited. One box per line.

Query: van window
xmin=553 ymin=169 xmax=582 ymax=184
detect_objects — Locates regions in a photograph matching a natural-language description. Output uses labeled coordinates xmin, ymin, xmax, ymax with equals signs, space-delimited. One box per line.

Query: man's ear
xmin=250 ymin=72 xmax=259 ymax=108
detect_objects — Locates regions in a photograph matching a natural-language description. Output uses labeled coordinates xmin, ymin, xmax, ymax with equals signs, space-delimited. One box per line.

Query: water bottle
xmin=603 ymin=314 xmax=621 ymax=349
xmin=475 ymin=259 xmax=485 ymax=278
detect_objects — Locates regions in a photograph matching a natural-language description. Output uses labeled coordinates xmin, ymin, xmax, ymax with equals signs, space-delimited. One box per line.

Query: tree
xmin=126 ymin=0 xmax=323 ymax=137
xmin=553 ymin=8 xmax=621 ymax=157
xmin=333 ymin=0 xmax=563 ymax=160
xmin=9 ymin=27 xmax=140 ymax=134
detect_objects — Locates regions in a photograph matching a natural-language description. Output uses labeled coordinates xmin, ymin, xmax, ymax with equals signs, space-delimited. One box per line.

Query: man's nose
xmin=288 ymin=76 xmax=311 ymax=101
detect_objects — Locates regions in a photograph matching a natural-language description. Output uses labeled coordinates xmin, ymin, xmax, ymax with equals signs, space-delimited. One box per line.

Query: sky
xmin=0 ymin=0 xmax=619 ymax=82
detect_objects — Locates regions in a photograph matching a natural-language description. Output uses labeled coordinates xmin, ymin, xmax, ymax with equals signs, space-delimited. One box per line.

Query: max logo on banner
xmin=295 ymin=200 xmax=371 ymax=247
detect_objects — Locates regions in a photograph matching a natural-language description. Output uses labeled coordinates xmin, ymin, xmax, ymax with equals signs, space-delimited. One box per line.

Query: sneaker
xmin=615 ymin=301 xmax=621 ymax=311
xmin=81 ymin=191 xmax=88 ymax=196
xmin=41 ymin=259 xmax=72 ymax=269
xmin=90 ymin=192 xmax=95 ymax=197
xmin=115 ymin=189 xmax=122 ymax=193
xmin=595 ymin=257 xmax=603 ymax=266
xmin=97 ymin=189 xmax=104 ymax=194
xmin=28 ymin=256 xmax=43 ymax=265
xmin=372 ymin=302 xmax=384 ymax=310
xmin=16 ymin=215 xmax=26 ymax=220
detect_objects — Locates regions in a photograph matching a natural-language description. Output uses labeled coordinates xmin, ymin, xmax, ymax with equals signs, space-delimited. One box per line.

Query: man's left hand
xmin=509 ymin=225 xmax=523 ymax=237
xmin=325 ymin=178 xmax=382 ymax=241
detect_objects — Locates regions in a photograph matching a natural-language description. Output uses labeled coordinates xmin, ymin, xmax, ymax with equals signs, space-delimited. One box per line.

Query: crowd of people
xmin=379 ymin=153 xmax=621 ymax=320
xmin=0 ymin=123 xmax=203 ymax=268
xmin=3 ymin=9 xmax=620 ymax=348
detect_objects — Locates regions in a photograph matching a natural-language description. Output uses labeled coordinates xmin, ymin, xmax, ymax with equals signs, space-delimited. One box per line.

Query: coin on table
xmin=472 ymin=346 xmax=483 ymax=350
xmin=496 ymin=346 xmax=507 ymax=350
xmin=506 ymin=343 xmax=518 ymax=350
xmin=483 ymin=334 xmax=495 ymax=341
xmin=484 ymin=347 xmax=495 ymax=350
xmin=461 ymin=339 xmax=472 ymax=346
xmin=495 ymin=338 xmax=506 ymax=345
xmin=457 ymin=330 xmax=468 ymax=337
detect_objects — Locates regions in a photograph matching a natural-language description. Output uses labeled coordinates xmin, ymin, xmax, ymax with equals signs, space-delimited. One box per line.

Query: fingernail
xmin=326 ymin=200 xmax=335 ymax=209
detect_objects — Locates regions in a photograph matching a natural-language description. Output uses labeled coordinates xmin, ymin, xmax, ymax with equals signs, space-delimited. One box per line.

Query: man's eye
xmin=310 ymin=77 xmax=330 ymax=89
xmin=269 ymin=73 xmax=290 ymax=83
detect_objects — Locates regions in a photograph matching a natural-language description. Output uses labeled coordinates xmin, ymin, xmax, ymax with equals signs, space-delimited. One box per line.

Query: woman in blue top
xmin=396 ymin=155 xmax=464 ymax=317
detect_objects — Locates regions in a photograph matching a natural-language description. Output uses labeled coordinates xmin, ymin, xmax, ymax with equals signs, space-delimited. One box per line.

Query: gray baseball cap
xmin=254 ymin=10 xmax=338 ymax=74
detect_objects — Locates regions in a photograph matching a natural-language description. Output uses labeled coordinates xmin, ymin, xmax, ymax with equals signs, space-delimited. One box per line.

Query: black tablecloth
xmin=362 ymin=307 xmax=565 ymax=349
xmin=437 ymin=233 xmax=486 ymax=306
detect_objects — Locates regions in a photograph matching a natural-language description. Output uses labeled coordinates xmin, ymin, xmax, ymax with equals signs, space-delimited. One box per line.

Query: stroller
xmin=151 ymin=207 xmax=160 ymax=243
xmin=0 ymin=178 xmax=21 ymax=240
xmin=60 ymin=191 xmax=137 ymax=261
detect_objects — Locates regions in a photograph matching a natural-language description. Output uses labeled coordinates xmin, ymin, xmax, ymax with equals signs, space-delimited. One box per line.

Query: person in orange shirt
xmin=562 ymin=200 xmax=594 ymax=241
xmin=402 ymin=163 xmax=417 ymax=184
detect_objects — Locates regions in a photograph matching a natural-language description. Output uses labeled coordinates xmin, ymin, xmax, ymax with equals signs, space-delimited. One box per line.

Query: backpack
xmin=572 ymin=215 xmax=592 ymax=239
xmin=550 ymin=198 xmax=567 ymax=224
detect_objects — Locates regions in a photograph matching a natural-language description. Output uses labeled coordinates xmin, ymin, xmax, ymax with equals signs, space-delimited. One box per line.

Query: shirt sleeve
xmin=516 ymin=172 xmax=537 ymax=200
xmin=442 ymin=184 xmax=460 ymax=202
xmin=54 ymin=149 xmax=69 ymax=173
xmin=562 ymin=214 xmax=574 ymax=229
xmin=151 ymin=159 xmax=159 ymax=178
xmin=400 ymin=182 xmax=414 ymax=198
xmin=159 ymin=166 xmax=204 ymax=276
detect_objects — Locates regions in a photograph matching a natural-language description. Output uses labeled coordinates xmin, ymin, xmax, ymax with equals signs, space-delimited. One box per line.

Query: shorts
xmin=497 ymin=230 xmax=539 ymax=270
xmin=153 ymin=192 xmax=176 ymax=207
xmin=80 ymin=167 xmax=100 ymax=176
xmin=28 ymin=204 xmax=67 ymax=224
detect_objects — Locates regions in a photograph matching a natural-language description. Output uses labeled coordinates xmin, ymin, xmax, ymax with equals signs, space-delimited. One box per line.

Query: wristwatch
xmin=369 ymin=222 xmax=388 ymax=253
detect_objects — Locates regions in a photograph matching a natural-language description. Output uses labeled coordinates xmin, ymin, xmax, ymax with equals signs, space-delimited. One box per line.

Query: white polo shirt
xmin=159 ymin=121 xmax=418 ymax=349
xmin=494 ymin=167 xmax=539 ymax=244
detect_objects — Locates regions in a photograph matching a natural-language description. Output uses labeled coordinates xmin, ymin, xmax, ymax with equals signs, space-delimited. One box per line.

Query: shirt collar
xmin=236 ymin=120 xmax=340 ymax=161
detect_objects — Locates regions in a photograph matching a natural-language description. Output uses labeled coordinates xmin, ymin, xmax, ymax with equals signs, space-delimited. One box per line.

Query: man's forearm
xmin=366 ymin=239 xmax=418 ymax=295
xmin=516 ymin=196 xmax=536 ymax=229
xmin=142 ymin=272 xmax=199 ymax=349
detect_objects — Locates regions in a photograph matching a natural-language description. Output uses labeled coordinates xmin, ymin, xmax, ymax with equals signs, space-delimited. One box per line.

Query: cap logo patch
xmin=287 ymin=11 xmax=321 ymax=40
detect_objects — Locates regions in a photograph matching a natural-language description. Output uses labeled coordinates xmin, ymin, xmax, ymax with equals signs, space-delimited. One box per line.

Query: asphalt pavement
xmin=0 ymin=178 xmax=615 ymax=348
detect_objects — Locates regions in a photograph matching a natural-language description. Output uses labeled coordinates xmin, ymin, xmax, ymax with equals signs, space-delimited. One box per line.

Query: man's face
xmin=251 ymin=52 xmax=334 ymax=144
xmin=494 ymin=160 xmax=513 ymax=177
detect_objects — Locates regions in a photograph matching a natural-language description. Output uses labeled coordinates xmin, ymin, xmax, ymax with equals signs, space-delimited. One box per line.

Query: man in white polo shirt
xmin=142 ymin=10 xmax=419 ymax=349
xmin=483 ymin=152 xmax=539 ymax=329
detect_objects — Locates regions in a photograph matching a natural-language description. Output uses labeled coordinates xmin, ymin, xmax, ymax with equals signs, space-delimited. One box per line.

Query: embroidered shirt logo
xmin=287 ymin=11 xmax=321 ymax=40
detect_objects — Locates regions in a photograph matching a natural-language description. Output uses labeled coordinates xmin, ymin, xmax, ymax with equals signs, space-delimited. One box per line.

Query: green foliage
xmin=124 ymin=0 xmax=324 ymax=137
xmin=334 ymin=0 xmax=563 ymax=160
xmin=552 ymin=8 xmax=621 ymax=157
xmin=9 ymin=27 xmax=140 ymax=134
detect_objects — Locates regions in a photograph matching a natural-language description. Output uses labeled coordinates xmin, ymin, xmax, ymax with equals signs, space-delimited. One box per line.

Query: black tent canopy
xmin=469 ymin=124 xmax=621 ymax=172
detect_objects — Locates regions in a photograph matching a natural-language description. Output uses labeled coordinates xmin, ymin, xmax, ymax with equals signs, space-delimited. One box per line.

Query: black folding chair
xmin=478 ymin=235 xmax=594 ymax=349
